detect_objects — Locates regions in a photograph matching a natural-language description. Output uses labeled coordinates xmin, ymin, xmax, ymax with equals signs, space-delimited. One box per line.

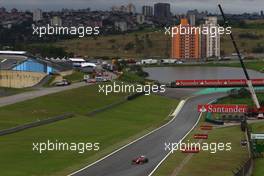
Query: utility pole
xmin=218 ymin=4 xmax=263 ymax=117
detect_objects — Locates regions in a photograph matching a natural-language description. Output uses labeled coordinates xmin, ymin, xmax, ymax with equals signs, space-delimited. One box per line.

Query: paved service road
xmin=0 ymin=69 xmax=118 ymax=108
xmin=0 ymin=82 xmax=87 ymax=108
xmin=71 ymin=92 xmax=226 ymax=176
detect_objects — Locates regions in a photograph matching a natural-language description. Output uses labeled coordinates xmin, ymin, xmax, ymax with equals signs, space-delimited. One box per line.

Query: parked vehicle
xmin=161 ymin=59 xmax=177 ymax=64
xmin=54 ymin=79 xmax=71 ymax=86
xmin=86 ymin=79 xmax=96 ymax=83
xmin=95 ymin=76 xmax=108 ymax=82
xmin=141 ymin=59 xmax=158 ymax=65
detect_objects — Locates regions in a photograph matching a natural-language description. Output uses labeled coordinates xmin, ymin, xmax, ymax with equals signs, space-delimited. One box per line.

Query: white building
xmin=114 ymin=21 xmax=128 ymax=32
xmin=126 ymin=3 xmax=136 ymax=14
xmin=203 ymin=16 xmax=221 ymax=58
xmin=142 ymin=6 xmax=153 ymax=17
xmin=33 ymin=9 xmax=42 ymax=22
xmin=50 ymin=16 xmax=62 ymax=26
xmin=111 ymin=3 xmax=136 ymax=14
xmin=136 ymin=14 xmax=145 ymax=24
xmin=189 ymin=14 xmax=196 ymax=26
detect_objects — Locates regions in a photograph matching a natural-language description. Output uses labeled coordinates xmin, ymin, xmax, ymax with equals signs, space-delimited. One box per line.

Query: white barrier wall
xmin=0 ymin=70 xmax=46 ymax=88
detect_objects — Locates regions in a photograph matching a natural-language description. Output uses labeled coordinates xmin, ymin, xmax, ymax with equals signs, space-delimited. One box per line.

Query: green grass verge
xmin=0 ymin=87 xmax=31 ymax=97
xmin=52 ymin=26 xmax=264 ymax=58
xmin=0 ymin=84 xmax=127 ymax=130
xmin=118 ymin=71 xmax=146 ymax=84
xmin=144 ymin=60 xmax=264 ymax=72
xmin=250 ymin=122 xmax=264 ymax=176
xmin=204 ymin=93 xmax=264 ymax=176
xmin=216 ymin=93 xmax=264 ymax=106
xmin=153 ymin=117 xmax=249 ymax=176
xmin=55 ymin=30 xmax=170 ymax=58
xmin=63 ymin=71 xmax=85 ymax=83
xmin=43 ymin=75 xmax=56 ymax=87
xmin=0 ymin=95 xmax=178 ymax=176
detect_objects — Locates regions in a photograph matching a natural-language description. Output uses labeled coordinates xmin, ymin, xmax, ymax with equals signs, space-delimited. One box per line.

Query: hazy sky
xmin=0 ymin=0 xmax=263 ymax=14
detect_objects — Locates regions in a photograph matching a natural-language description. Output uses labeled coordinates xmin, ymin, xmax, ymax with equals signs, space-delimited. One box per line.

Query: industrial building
xmin=0 ymin=51 xmax=56 ymax=74
xmin=0 ymin=51 xmax=73 ymax=88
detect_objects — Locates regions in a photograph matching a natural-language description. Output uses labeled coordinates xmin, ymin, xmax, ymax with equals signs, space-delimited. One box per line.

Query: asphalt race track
xmin=71 ymin=92 xmax=227 ymax=176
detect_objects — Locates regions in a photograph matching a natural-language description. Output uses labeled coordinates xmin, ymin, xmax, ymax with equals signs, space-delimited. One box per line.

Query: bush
xmin=124 ymin=42 xmax=135 ymax=50
xmin=239 ymin=33 xmax=261 ymax=39
xmin=252 ymin=44 xmax=264 ymax=53
xmin=229 ymin=88 xmax=250 ymax=98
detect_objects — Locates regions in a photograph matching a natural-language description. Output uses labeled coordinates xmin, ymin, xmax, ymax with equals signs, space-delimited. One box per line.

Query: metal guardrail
xmin=233 ymin=158 xmax=253 ymax=176
xmin=233 ymin=124 xmax=254 ymax=176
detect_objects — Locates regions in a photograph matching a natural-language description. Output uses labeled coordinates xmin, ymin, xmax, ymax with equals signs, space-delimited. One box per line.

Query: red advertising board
xmin=174 ymin=79 xmax=264 ymax=87
xmin=198 ymin=104 xmax=248 ymax=113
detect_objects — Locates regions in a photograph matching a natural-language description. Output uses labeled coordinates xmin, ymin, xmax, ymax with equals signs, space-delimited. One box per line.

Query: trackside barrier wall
xmin=87 ymin=92 xmax=145 ymax=116
xmin=233 ymin=121 xmax=253 ymax=176
xmin=205 ymin=112 xmax=224 ymax=125
xmin=0 ymin=113 xmax=74 ymax=136
xmin=0 ymin=92 xmax=145 ymax=136
xmin=0 ymin=70 xmax=46 ymax=88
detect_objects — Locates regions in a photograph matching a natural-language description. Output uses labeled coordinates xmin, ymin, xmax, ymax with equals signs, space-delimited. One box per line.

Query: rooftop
xmin=0 ymin=51 xmax=27 ymax=55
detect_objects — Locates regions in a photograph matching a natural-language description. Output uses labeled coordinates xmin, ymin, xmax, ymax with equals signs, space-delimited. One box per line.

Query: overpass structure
xmin=168 ymin=79 xmax=264 ymax=88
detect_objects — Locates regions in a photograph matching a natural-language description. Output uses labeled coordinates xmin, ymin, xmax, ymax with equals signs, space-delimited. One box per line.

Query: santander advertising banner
xmin=198 ymin=104 xmax=248 ymax=113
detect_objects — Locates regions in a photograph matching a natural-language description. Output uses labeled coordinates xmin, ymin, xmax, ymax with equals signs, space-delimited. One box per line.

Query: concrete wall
xmin=0 ymin=70 xmax=46 ymax=88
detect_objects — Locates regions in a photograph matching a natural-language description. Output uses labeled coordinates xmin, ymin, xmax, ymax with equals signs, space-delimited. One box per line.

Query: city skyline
xmin=0 ymin=0 xmax=263 ymax=14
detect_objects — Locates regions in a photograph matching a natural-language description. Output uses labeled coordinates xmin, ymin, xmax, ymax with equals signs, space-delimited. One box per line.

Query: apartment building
xmin=171 ymin=18 xmax=200 ymax=60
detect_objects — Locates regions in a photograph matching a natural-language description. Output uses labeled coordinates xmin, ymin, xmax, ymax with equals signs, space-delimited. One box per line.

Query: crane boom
xmin=218 ymin=4 xmax=262 ymax=113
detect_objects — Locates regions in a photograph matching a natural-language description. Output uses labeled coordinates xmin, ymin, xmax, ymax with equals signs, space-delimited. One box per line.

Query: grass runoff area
xmin=210 ymin=93 xmax=264 ymax=176
xmin=216 ymin=93 xmax=264 ymax=106
xmin=0 ymin=84 xmax=127 ymax=130
xmin=153 ymin=117 xmax=249 ymax=176
xmin=0 ymin=87 xmax=31 ymax=97
xmin=251 ymin=122 xmax=264 ymax=176
xmin=0 ymin=84 xmax=178 ymax=176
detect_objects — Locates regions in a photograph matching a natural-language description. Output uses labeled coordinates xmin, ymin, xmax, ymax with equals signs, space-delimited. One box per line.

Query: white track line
xmin=69 ymin=99 xmax=186 ymax=176
xmin=148 ymin=99 xmax=217 ymax=176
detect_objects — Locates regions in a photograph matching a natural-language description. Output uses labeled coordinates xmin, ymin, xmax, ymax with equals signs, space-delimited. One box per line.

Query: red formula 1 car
xmin=132 ymin=155 xmax=149 ymax=165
